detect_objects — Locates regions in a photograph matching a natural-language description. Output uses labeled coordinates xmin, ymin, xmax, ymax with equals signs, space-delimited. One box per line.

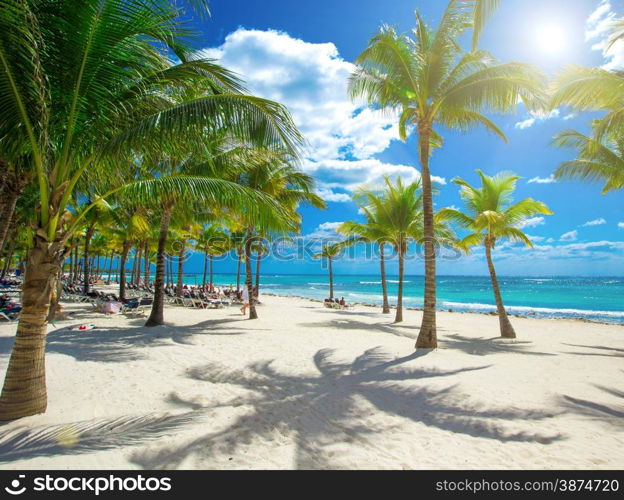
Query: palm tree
xmin=551 ymin=67 xmax=623 ymax=140
xmin=240 ymin=150 xmax=324 ymax=319
xmin=438 ymin=171 xmax=552 ymax=338
xmin=338 ymin=190 xmax=393 ymax=314
xmin=313 ymin=243 xmax=343 ymax=301
xmin=197 ymin=226 xmax=230 ymax=289
xmin=365 ymin=178 xmax=424 ymax=323
xmin=0 ymin=0 xmax=306 ymax=420
xmin=552 ymin=129 xmax=624 ymax=194
xmin=349 ymin=0 xmax=546 ymax=347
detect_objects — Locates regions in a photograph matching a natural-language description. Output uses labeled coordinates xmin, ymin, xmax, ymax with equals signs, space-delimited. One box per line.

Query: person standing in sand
xmin=240 ymin=286 xmax=250 ymax=315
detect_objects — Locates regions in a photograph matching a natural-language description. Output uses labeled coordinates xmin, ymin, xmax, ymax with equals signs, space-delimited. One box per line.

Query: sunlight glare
xmin=535 ymin=23 xmax=567 ymax=55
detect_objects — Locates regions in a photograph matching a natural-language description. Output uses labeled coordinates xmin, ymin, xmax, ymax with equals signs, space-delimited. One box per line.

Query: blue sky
xmin=182 ymin=0 xmax=624 ymax=276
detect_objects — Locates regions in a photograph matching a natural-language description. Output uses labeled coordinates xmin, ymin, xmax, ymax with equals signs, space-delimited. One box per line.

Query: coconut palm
xmin=338 ymin=191 xmax=394 ymax=314
xmin=239 ymin=150 xmax=324 ymax=319
xmin=366 ymin=178 xmax=425 ymax=323
xmin=313 ymin=243 xmax=343 ymax=301
xmin=196 ymin=226 xmax=230 ymax=289
xmin=0 ymin=0 xmax=304 ymax=420
xmin=349 ymin=0 xmax=546 ymax=347
xmin=552 ymin=129 xmax=624 ymax=194
xmin=438 ymin=171 xmax=552 ymax=338
xmin=551 ymin=67 xmax=624 ymax=140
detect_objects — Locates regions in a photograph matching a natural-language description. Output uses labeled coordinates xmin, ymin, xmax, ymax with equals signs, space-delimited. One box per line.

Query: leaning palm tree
xmin=0 ymin=0 xmax=303 ymax=420
xmin=313 ymin=243 xmax=343 ymax=301
xmin=552 ymin=128 xmax=624 ymax=194
xmin=438 ymin=171 xmax=552 ymax=338
xmin=349 ymin=0 xmax=547 ymax=348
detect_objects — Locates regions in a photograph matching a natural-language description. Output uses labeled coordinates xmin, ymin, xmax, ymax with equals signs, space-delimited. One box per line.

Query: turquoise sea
xmin=181 ymin=273 xmax=624 ymax=325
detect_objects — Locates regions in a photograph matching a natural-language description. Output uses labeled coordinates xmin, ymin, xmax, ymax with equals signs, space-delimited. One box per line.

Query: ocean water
xmin=198 ymin=274 xmax=624 ymax=325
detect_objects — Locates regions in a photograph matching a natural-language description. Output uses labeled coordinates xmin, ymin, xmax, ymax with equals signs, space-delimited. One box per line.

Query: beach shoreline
xmin=259 ymin=292 xmax=624 ymax=327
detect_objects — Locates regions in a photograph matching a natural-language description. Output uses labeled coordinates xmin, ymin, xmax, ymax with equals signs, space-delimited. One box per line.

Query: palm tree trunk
xmin=0 ymin=179 xmax=22 ymax=255
xmin=119 ymin=241 xmax=131 ymax=301
xmin=379 ymin=242 xmax=390 ymax=314
xmin=245 ymin=227 xmax=258 ymax=319
xmin=107 ymin=251 xmax=114 ymax=283
xmin=176 ymin=239 xmax=186 ymax=297
xmin=47 ymin=269 xmax=64 ymax=322
xmin=209 ymin=255 xmax=214 ymax=289
xmin=133 ymin=247 xmax=141 ymax=286
xmin=0 ymin=235 xmax=64 ymax=420
xmin=255 ymin=250 xmax=261 ymax=295
xmin=1 ymin=231 xmax=16 ymax=280
xmin=94 ymin=253 xmax=100 ymax=280
xmin=143 ymin=241 xmax=150 ymax=286
xmin=146 ymin=205 xmax=173 ymax=327
xmin=485 ymin=242 xmax=516 ymax=339
xmin=395 ymin=243 xmax=404 ymax=323
xmin=83 ymin=226 xmax=95 ymax=294
xmin=328 ymin=257 xmax=334 ymax=300
xmin=202 ymin=251 xmax=208 ymax=288
xmin=236 ymin=254 xmax=241 ymax=291
xmin=416 ymin=126 xmax=438 ymax=348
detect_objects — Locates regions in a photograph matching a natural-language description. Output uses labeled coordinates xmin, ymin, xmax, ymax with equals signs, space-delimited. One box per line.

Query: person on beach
xmin=240 ymin=286 xmax=250 ymax=315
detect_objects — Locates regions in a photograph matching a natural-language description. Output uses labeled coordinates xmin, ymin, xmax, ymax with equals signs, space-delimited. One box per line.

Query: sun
xmin=535 ymin=23 xmax=567 ymax=55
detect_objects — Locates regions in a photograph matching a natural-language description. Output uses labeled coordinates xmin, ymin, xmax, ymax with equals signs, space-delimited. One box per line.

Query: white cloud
xmin=514 ymin=117 xmax=536 ymax=130
xmin=516 ymin=216 xmax=545 ymax=229
xmin=563 ymin=113 xmax=577 ymax=120
xmin=315 ymin=188 xmax=352 ymax=203
xmin=526 ymin=234 xmax=546 ymax=242
xmin=305 ymin=221 xmax=344 ymax=240
xmin=494 ymin=239 xmax=624 ymax=262
xmin=582 ymin=218 xmax=607 ymax=227
xmin=586 ymin=1 xmax=624 ymax=70
xmin=527 ymin=175 xmax=557 ymax=184
xmin=560 ymin=230 xmax=579 ymax=242
xmin=618 ymin=222 xmax=624 ymax=229
xmin=514 ymin=109 xmax=560 ymax=130
xmin=197 ymin=29 xmax=438 ymax=200
xmin=304 ymin=158 xmax=445 ymax=195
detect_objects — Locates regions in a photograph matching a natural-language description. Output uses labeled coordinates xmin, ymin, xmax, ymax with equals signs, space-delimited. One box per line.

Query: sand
xmin=0 ymin=294 xmax=622 ymax=470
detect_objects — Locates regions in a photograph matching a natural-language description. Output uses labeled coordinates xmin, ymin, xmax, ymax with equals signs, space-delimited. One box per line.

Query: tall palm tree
xmin=313 ymin=243 xmax=343 ymax=301
xmin=349 ymin=0 xmax=546 ymax=348
xmin=338 ymin=190 xmax=393 ymax=314
xmin=0 ymin=0 xmax=303 ymax=420
xmin=239 ymin=150 xmax=324 ymax=319
xmin=552 ymin=129 xmax=624 ymax=194
xmin=365 ymin=178 xmax=425 ymax=323
xmin=438 ymin=171 xmax=552 ymax=338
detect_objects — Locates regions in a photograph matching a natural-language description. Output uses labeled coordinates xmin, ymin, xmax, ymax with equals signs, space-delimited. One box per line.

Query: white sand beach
xmin=0 ymin=295 xmax=622 ymax=470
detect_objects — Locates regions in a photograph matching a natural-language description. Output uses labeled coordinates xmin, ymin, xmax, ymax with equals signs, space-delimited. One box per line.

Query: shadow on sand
xmin=562 ymin=343 xmax=624 ymax=359
xmin=441 ymin=334 xmax=556 ymax=357
xmin=130 ymin=346 xmax=561 ymax=469
xmin=0 ymin=411 xmax=198 ymax=463
xmin=42 ymin=317 xmax=251 ymax=363
xmin=561 ymin=384 xmax=624 ymax=424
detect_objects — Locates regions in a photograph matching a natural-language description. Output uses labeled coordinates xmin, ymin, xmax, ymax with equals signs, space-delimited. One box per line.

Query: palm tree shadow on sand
xmin=130 ymin=346 xmax=562 ymax=469
xmin=560 ymin=384 xmax=624 ymax=424
xmin=0 ymin=412 xmax=197 ymax=463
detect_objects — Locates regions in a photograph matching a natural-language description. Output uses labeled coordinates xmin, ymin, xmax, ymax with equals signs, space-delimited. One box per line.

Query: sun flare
xmin=535 ymin=23 xmax=567 ymax=55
